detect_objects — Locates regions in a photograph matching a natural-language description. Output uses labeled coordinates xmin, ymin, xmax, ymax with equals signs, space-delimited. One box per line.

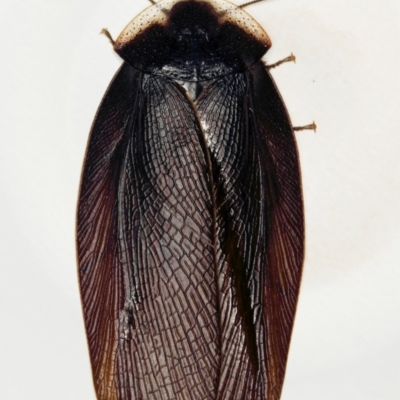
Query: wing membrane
xmin=196 ymin=61 xmax=304 ymax=400
xmin=78 ymin=61 xmax=304 ymax=400
xmin=78 ymin=63 xmax=141 ymax=399
xmin=78 ymin=65 xmax=221 ymax=399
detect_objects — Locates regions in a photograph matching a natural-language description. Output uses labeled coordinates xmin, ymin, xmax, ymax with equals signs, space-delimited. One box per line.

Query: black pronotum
xmin=77 ymin=0 xmax=304 ymax=399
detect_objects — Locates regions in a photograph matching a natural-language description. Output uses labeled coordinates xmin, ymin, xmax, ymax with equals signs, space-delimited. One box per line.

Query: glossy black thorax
xmin=115 ymin=1 xmax=270 ymax=81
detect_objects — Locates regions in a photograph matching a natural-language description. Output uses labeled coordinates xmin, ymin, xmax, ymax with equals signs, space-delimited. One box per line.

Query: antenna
xmin=238 ymin=0 xmax=267 ymax=9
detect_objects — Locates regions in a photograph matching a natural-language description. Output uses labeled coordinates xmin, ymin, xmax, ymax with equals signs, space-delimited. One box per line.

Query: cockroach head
xmin=114 ymin=0 xmax=271 ymax=81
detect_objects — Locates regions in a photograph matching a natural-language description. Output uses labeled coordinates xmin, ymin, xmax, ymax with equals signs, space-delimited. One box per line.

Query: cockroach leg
xmin=266 ymin=53 xmax=296 ymax=70
xmin=100 ymin=28 xmax=115 ymax=45
xmin=294 ymin=121 xmax=317 ymax=133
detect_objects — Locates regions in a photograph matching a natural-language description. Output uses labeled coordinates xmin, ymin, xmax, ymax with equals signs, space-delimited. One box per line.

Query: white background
xmin=1 ymin=0 xmax=399 ymax=399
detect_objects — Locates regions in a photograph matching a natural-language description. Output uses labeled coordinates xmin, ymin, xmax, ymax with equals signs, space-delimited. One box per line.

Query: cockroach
xmin=77 ymin=0 xmax=313 ymax=398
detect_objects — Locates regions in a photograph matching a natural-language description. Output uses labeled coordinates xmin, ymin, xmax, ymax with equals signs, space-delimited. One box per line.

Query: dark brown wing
xmin=78 ymin=60 xmax=303 ymax=400
xmin=111 ymin=74 xmax=218 ymax=400
xmin=196 ymin=61 xmax=304 ymax=400
xmin=78 ymin=64 xmax=220 ymax=399
xmin=77 ymin=63 xmax=140 ymax=399
xmin=251 ymin=62 xmax=304 ymax=400
xmin=196 ymin=73 xmax=269 ymax=399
